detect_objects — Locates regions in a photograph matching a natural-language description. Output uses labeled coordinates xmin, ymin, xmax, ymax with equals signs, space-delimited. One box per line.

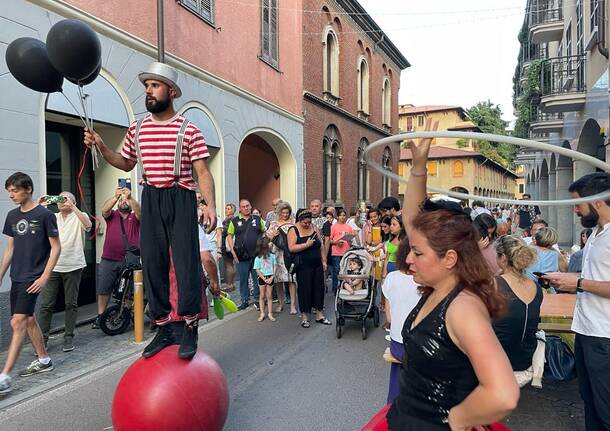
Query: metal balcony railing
xmin=521 ymin=42 xmax=549 ymax=64
xmin=528 ymin=0 xmax=563 ymax=27
xmin=540 ymin=54 xmax=586 ymax=96
xmin=530 ymin=107 xmax=564 ymax=122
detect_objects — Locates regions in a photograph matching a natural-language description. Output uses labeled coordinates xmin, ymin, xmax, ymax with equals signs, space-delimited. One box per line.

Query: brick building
xmin=302 ymin=0 xmax=410 ymax=210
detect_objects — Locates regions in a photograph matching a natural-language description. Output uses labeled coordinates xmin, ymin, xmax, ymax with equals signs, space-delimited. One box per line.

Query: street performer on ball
xmin=84 ymin=62 xmax=217 ymax=360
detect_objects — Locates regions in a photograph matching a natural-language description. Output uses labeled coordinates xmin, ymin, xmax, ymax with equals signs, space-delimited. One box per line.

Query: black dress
xmin=387 ymin=288 xmax=478 ymax=430
xmin=291 ymin=226 xmax=324 ymax=314
xmin=493 ymin=276 xmax=543 ymax=371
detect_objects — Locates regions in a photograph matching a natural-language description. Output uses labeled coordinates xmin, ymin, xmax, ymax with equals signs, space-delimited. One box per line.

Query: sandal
xmin=300 ymin=320 xmax=310 ymax=328
xmin=289 ymin=309 xmax=298 ymax=315
xmin=315 ymin=317 xmax=332 ymax=325
xmin=268 ymin=314 xmax=276 ymax=322
xmin=275 ymin=306 xmax=284 ymax=313
xmin=257 ymin=314 xmax=265 ymax=322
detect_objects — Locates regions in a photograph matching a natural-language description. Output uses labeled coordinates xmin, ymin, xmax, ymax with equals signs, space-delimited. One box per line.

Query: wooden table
xmin=540 ymin=293 xmax=576 ymax=319
xmin=539 ymin=294 xmax=576 ymax=337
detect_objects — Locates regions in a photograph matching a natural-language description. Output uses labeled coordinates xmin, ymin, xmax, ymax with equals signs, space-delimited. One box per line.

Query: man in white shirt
xmin=37 ymin=192 xmax=92 ymax=352
xmin=544 ymin=173 xmax=610 ymax=430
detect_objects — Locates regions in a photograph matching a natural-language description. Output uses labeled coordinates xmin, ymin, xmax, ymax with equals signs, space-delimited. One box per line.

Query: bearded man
xmin=85 ymin=62 xmax=216 ymax=359
xmin=93 ymin=187 xmax=141 ymax=329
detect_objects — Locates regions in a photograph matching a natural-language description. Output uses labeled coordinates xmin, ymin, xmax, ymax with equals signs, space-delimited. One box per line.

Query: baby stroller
xmin=335 ymin=248 xmax=380 ymax=340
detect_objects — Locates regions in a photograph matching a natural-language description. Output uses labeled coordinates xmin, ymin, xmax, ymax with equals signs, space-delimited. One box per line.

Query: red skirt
xmin=168 ymin=252 xmax=208 ymax=321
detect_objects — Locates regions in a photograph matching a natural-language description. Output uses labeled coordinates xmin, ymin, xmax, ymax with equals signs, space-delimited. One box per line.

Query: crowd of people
xmin=0 ymin=60 xmax=608 ymax=431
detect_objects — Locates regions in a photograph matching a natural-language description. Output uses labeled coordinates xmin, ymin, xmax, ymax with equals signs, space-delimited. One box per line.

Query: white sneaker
xmin=0 ymin=374 xmax=12 ymax=394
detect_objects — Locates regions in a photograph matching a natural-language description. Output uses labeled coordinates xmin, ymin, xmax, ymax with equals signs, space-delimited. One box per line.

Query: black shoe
xmin=178 ymin=321 xmax=198 ymax=360
xmin=91 ymin=315 xmax=100 ymax=329
xmin=238 ymin=302 xmax=249 ymax=311
xmin=142 ymin=324 xmax=175 ymax=358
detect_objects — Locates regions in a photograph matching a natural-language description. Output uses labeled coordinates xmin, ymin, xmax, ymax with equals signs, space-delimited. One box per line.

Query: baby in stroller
xmin=341 ymin=257 xmax=365 ymax=295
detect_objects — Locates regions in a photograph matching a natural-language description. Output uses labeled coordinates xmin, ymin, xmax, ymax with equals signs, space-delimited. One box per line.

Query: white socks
xmin=38 ymin=356 xmax=51 ymax=365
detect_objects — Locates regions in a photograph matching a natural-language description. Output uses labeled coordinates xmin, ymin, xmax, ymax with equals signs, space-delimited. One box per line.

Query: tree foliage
xmin=465 ymin=101 xmax=516 ymax=168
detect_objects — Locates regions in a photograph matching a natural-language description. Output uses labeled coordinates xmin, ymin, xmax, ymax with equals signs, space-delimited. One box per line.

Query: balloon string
xmin=77 ymin=145 xmax=100 ymax=241
xmin=76 ymin=85 xmax=99 ymax=169
xmin=59 ymin=91 xmax=89 ymax=130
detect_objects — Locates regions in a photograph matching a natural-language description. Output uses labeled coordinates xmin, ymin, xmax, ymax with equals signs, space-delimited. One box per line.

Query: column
xmin=555 ymin=166 xmax=574 ymax=246
xmin=573 ymin=159 xmax=595 ymax=181
xmin=539 ymin=176 xmax=549 ymax=221
xmin=548 ymin=170 xmax=557 ymax=229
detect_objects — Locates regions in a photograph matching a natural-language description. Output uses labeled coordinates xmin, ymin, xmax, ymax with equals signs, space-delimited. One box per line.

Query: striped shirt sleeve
xmin=187 ymin=125 xmax=210 ymax=162
xmin=120 ymin=120 xmax=139 ymax=161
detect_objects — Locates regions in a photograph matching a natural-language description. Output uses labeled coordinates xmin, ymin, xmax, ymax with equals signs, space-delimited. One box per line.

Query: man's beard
xmin=146 ymin=96 xmax=171 ymax=114
xmin=580 ymin=204 xmax=599 ymax=228
xmin=118 ymin=204 xmax=131 ymax=213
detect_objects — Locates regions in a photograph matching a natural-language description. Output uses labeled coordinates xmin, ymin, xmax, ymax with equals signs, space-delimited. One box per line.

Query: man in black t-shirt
xmin=0 ymin=172 xmax=60 ymax=394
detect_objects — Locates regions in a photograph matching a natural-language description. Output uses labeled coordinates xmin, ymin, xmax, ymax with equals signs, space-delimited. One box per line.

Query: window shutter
xmin=177 ymin=0 xmax=214 ymax=23
xmin=262 ymin=0 xmax=270 ymax=58
xmin=270 ymin=0 xmax=278 ymax=65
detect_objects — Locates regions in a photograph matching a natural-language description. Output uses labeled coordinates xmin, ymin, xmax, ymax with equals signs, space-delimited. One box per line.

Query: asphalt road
xmin=0 ymin=294 xmax=389 ymax=431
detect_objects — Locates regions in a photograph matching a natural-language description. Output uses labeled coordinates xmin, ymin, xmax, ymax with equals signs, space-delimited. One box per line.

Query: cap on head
xmin=138 ymin=62 xmax=182 ymax=98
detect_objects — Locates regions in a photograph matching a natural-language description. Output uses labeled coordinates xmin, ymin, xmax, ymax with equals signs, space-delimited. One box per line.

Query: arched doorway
xmin=45 ymin=69 xmax=132 ymax=308
xmin=239 ymin=129 xmax=297 ymax=215
xmin=575 ymin=119 xmax=605 ymax=178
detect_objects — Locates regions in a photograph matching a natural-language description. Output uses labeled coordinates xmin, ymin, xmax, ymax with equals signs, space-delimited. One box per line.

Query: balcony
xmin=530 ymin=109 xmax=564 ymax=133
xmin=522 ymin=43 xmax=548 ymax=70
xmin=539 ymin=54 xmax=586 ymax=113
xmin=528 ymin=0 xmax=563 ymax=44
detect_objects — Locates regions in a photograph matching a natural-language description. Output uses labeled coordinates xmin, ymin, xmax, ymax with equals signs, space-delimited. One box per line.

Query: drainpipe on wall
xmin=157 ymin=0 xmax=165 ymax=62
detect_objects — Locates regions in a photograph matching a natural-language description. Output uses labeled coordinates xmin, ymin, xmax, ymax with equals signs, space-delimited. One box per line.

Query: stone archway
xmin=238 ymin=129 xmax=297 ymax=215
xmin=539 ymin=159 xmax=549 ymax=220
xmin=575 ymin=119 xmax=605 ymax=178
xmin=557 ymin=141 xmax=574 ymax=245
xmin=450 ymin=186 xmax=469 ymax=206
xmin=45 ymin=69 xmax=132 ymax=308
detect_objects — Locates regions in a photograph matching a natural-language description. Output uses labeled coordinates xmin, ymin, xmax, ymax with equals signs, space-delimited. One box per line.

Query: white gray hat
xmin=138 ymin=62 xmax=182 ymax=98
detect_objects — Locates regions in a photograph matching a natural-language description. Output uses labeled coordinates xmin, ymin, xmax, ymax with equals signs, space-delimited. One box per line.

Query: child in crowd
xmin=253 ymin=237 xmax=277 ymax=322
xmin=341 ymin=257 xmax=365 ymax=295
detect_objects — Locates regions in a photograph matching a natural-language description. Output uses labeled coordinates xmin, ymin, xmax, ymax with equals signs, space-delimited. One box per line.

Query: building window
xmin=381 ymin=78 xmax=391 ymax=127
xmin=427 ymin=160 xmax=438 ymax=177
xmin=417 ymin=115 xmax=424 ymax=127
xmin=453 ymin=160 xmax=464 ymax=177
xmin=261 ymin=0 xmax=279 ymax=68
xmin=323 ymin=125 xmax=341 ymax=202
xmin=591 ymin=0 xmax=599 ymax=30
xmin=323 ymin=28 xmax=339 ymax=97
xmin=381 ymin=147 xmax=392 ymax=197
xmin=576 ymin=0 xmax=583 ymax=54
xmin=357 ymin=58 xmax=369 ymax=114
xmin=357 ymin=138 xmax=369 ymax=201
xmin=178 ymin=0 xmax=214 ymax=25
xmin=519 ymin=183 xmax=525 ymax=193
xmin=406 ymin=116 xmax=413 ymax=131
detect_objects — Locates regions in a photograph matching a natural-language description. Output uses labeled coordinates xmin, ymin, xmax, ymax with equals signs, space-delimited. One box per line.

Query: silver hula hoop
xmin=363 ymin=131 xmax=610 ymax=207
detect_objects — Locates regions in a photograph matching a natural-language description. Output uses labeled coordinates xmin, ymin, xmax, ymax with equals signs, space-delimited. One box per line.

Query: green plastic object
xmin=212 ymin=297 xmax=224 ymax=320
xmin=220 ymin=294 xmax=238 ymax=313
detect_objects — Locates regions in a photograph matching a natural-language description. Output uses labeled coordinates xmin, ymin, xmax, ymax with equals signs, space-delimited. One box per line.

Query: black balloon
xmin=46 ymin=19 xmax=101 ymax=82
xmin=5 ymin=37 xmax=63 ymax=93
xmin=67 ymin=62 xmax=101 ymax=86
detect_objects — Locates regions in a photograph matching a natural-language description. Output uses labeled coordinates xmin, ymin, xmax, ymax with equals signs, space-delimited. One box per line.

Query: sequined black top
xmin=387 ymin=287 xmax=478 ymax=430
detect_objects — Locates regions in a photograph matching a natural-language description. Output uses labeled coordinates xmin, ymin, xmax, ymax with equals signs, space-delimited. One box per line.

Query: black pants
xmin=141 ymin=185 xmax=201 ymax=320
xmin=575 ymin=333 xmax=610 ymax=431
xmin=296 ymin=264 xmax=324 ymax=314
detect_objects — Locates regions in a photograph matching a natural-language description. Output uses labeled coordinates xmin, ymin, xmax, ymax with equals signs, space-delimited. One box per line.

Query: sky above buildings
xmin=358 ymin=0 xmax=526 ymax=124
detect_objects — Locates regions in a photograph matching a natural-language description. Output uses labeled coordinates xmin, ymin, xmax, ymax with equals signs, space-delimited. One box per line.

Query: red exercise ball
xmin=112 ymin=346 xmax=229 ymax=431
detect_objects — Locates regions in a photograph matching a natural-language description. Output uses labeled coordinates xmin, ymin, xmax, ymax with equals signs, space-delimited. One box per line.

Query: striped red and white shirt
xmin=120 ymin=114 xmax=209 ymax=190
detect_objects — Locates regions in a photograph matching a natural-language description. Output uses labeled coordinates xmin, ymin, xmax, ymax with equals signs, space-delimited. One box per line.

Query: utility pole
xmin=157 ymin=0 xmax=165 ymax=62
